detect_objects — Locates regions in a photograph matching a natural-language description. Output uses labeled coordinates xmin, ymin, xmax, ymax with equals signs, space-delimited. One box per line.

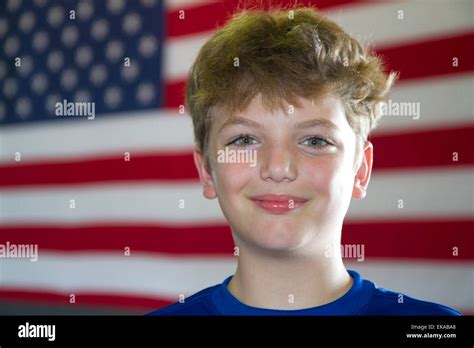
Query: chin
xmin=245 ymin=221 xmax=310 ymax=253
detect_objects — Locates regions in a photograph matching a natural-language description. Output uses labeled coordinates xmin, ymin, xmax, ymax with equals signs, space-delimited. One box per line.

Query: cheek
xmin=300 ymin=155 xmax=354 ymax=200
xmin=213 ymin=163 xmax=257 ymax=220
xmin=300 ymin=157 xmax=340 ymax=194
xmin=214 ymin=162 xmax=255 ymax=196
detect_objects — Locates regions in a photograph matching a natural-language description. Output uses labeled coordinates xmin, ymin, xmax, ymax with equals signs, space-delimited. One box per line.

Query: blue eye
xmin=228 ymin=135 xmax=257 ymax=146
xmin=303 ymin=137 xmax=331 ymax=147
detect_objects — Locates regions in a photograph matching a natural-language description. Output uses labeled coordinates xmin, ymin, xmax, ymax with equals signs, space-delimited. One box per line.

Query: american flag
xmin=0 ymin=0 xmax=472 ymax=315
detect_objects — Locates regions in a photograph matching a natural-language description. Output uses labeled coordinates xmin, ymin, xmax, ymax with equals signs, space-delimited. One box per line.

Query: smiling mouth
xmin=249 ymin=194 xmax=308 ymax=214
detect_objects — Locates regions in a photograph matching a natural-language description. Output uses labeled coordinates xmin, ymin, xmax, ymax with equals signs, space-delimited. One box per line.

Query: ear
xmin=193 ymin=146 xmax=217 ymax=200
xmin=352 ymin=141 xmax=373 ymax=200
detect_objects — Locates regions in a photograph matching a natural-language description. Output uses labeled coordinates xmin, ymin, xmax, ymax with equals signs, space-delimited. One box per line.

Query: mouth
xmin=250 ymin=194 xmax=308 ymax=214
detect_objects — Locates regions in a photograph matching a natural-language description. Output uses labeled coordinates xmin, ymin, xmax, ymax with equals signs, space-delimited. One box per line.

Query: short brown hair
xmin=185 ymin=6 xmax=397 ymax=165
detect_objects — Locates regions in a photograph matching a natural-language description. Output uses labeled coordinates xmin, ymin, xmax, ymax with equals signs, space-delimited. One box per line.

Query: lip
xmin=250 ymin=194 xmax=308 ymax=214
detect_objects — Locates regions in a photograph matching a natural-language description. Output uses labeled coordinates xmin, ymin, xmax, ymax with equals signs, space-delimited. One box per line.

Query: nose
xmin=259 ymin=142 xmax=298 ymax=183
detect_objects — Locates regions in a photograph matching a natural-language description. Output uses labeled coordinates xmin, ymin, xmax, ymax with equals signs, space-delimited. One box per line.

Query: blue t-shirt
xmin=146 ymin=270 xmax=461 ymax=316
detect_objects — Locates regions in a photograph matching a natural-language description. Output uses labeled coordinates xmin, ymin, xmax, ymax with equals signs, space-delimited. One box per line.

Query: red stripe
xmin=164 ymin=80 xmax=186 ymax=109
xmin=0 ymin=151 xmax=198 ymax=186
xmin=370 ymin=124 xmax=474 ymax=171
xmin=163 ymin=32 xmax=474 ymax=107
xmin=342 ymin=220 xmax=473 ymax=260
xmin=0 ymin=125 xmax=472 ymax=186
xmin=1 ymin=219 xmax=472 ymax=259
xmin=378 ymin=32 xmax=474 ymax=81
xmin=166 ymin=0 xmax=371 ymax=38
xmin=0 ymin=288 xmax=172 ymax=311
xmin=0 ymin=224 xmax=235 ymax=255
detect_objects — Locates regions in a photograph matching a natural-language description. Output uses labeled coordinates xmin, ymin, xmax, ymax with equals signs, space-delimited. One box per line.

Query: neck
xmin=227 ymin=236 xmax=352 ymax=310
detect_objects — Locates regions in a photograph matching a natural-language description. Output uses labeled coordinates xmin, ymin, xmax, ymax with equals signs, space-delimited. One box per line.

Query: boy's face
xmin=194 ymin=94 xmax=373 ymax=253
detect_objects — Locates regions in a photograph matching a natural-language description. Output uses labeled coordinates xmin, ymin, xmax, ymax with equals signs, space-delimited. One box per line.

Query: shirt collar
xmin=211 ymin=269 xmax=375 ymax=315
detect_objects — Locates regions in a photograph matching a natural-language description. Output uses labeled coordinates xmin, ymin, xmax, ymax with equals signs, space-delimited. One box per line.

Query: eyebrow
xmin=218 ymin=117 xmax=262 ymax=133
xmin=218 ymin=117 xmax=339 ymax=132
xmin=295 ymin=118 xmax=339 ymax=130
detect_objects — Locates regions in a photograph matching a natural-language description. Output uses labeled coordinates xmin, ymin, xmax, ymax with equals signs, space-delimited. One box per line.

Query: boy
xmin=148 ymin=6 xmax=461 ymax=316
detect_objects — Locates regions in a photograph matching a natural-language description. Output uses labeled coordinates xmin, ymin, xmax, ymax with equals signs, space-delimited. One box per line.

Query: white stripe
xmin=324 ymin=0 xmax=473 ymax=47
xmin=0 ymin=251 xmax=235 ymax=299
xmin=0 ymin=110 xmax=194 ymax=163
xmin=0 ymin=180 xmax=224 ymax=224
xmin=347 ymin=167 xmax=474 ymax=220
xmin=164 ymin=31 xmax=210 ymax=81
xmin=0 ymin=167 xmax=472 ymax=224
xmin=0 ymin=252 xmax=472 ymax=311
xmin=164 ymin=0 xmax=473 ymax=80
xmin=1 ymin=75 xmax=471 ymax=163
xmin=374 ymin=74 xmax=474 ymax=135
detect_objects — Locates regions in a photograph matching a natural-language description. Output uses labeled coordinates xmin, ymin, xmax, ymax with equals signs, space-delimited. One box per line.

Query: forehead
xmin=213 ymin=93 xmax=350 ymax=133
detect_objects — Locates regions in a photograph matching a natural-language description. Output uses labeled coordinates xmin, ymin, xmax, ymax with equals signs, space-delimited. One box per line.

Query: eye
xmin=227 ymin=134 xmax=258 ymax=147
xmin=302 ymin=136 xmax=331 ymax=148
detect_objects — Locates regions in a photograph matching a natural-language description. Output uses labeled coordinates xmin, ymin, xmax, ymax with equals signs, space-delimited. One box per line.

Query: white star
xmin=19 ymin=11 xmax=35 ymax=33
xmin=47 ymin=6 xmax=65 ymax=28
xmin=104 ymin=86 xmax=122 ymax=108
xmin=123 ymin=13 xmax=141 ymax=35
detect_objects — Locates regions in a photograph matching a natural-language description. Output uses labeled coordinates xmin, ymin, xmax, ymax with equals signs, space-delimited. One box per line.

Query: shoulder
xmin=145 ymin=284 xmax=221 ymax=316
xmin=362 ymin=285 xmax=462 ymax=316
